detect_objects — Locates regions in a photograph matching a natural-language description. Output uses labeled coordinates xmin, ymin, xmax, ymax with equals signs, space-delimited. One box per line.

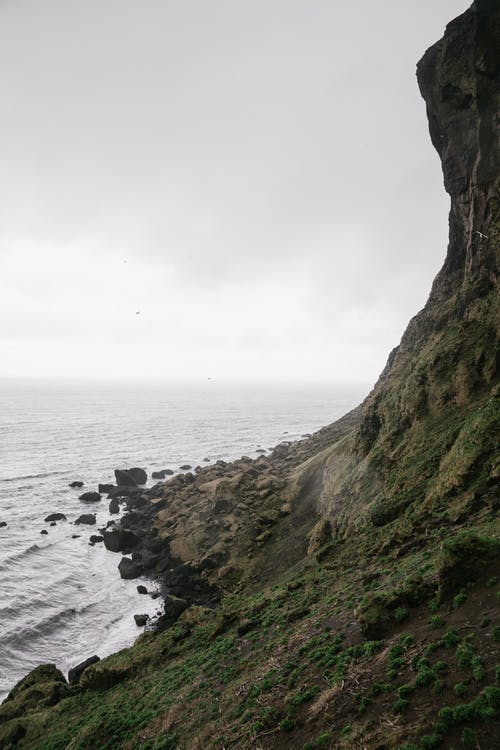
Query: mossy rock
xmin=2 ymin=664 xmax=66 ymax=705
xmin=0 ymin=718 xmax=26 ymax=749
xmin=354 ymin=593 xmax=392 ymax=639
xmin=79 ymin=664 xmax=130 ymax=691
xmin=438 ymin=531 xmax=500 ymax=601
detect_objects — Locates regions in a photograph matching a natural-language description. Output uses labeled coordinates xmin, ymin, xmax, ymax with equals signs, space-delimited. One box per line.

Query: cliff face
xmin=290 ymin=0 xmax=499 ymax=532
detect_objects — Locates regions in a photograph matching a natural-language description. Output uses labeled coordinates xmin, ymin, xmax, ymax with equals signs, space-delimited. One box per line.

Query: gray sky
xmin=0 ymin=0 xmax=468 ymax=384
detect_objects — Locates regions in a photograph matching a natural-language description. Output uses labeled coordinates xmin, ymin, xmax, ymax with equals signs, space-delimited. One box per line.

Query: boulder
xmin=69 ymin=481 xmax=84 ymax=488
xmin=164 ymin=469 xmax=174 ymax=475
xmin=98 ymin=483 xmax=115 ymax=494
xmin=134 ymin=614 xmax=148 ymax=626
xmin=102 ymin=529 xmax=140 ymax=553
xmin=89 ymin=535 xmax=103 ymax=545
xmin=179 ymin=464 xmax=192 ymax=471
xmin=137 ymin=585 xmax=148 ymax=595
xmin=108 ymin=498 xmax=120 ymax=514
xmin=0 ymin=664 xmax=68 ymax=724
xmin=75 ymin=514 xmax=96 ymax=525
xmin=108 ymin=485 xmax=141 ymax=499
xmin=114 ymin=467 xmax=147 ymax=486
xmin=0 ymin=521 xmax=7 ymax=528
xmin=152 ymin=471 xmax=165 ymax=479
xmin=118 ymin=557 xmax=142 ymax=579
xmin=163 ymin=595 xmax=189 ymax=623
xmin=44 ymin=513 xmax=66 ymax=522
xmin=79 ymin=492 xmax=101 ymax=503
xmin=68 ymin=656 xmax=100 ymax=685
xmin=40 ymin=529 xmax=48 ymax=535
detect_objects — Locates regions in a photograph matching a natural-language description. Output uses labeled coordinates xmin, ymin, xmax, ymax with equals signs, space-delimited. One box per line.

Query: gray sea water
xmin=0 ymin=379 xmax=368 ymax=701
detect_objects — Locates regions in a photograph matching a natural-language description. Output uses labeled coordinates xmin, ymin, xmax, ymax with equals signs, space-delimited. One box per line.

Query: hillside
xmin=0 ymin=1 xmax=498 ymax=748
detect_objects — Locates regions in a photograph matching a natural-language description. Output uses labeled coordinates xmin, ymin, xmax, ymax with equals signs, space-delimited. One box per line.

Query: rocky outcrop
xmin=287 ymin=0 xmax=499 ymax=532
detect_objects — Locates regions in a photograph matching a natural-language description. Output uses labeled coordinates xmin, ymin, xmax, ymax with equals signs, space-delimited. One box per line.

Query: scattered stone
xmin=114 ymin=468 xmax=147 ymax=486
xmin=137 ymin=585 xmax=148 ymax=595
xmin=69 ymin=481 xmax=84 ymax=488
xmin=134 ymin=614 xmax=148 ymax=626
xmin=108 ymin=498 xmax=120 ymax=514
xmin=50 ymin=521 xmax=57 ymax=527
xmin=103 ymin=529 xmax=140 ymax=553
xmin=75 ymin=514 xmax=96 ymax=525
xmin=79 ymin=492 xmax=101 ymax=503
xmin=203 ymin=457 xmax=210 ymax=462
xmin=179 ymin=464 xmax=192 ymax=471
xmin=68 ymin=656 xmax=100 ymax=685
xmin=72 ymin=534 xmax=81 ymax=539
xmin=98 ymin=483 xmax=115 ymax=494
xmin=164 ymin=469 xmax=174 ymax=475
xmin=44 ymin=513 xmax=66 ymax=522
xmin=256 ymin=448 xmax=266 ymax=453
xmin=118 ymin=557 xmax=142 ymax=579
xmin=89 ymin=535 xmax=103 ymax=545
xmin=152 ymin=471 xmax=165 ymax=479
xmin=40 ymin=529 xmax=48 ymax=535
xmin=0 ymin=521 xmax=7 ymax=528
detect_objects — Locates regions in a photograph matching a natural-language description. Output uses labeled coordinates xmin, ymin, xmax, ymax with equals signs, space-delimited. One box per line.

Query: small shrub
xmin=394 ymin=607 xmax=410 ymax=623
xmin=492 ymin=626 xmax=500 ymax=642
xmin=280 ymin=719 xmax=295 ymax=733
xmin=453 ymin=592 xmax=467 ymax=610
xmin=461 ymin=727 xmax=476 ymax=747
xmin=453 ymin=682 xmax=468 ymax=697
xmin=393 ymin=698 xmax=409 ymax=714
xmin=430 ymin=615 xmax=445 ymax=629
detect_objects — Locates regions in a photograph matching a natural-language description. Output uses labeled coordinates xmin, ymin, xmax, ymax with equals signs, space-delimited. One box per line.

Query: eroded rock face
xmin=291 ymin=0 xmax=500 ymax=531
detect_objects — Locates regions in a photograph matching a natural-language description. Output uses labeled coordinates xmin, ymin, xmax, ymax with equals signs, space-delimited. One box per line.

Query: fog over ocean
xmin=0 ymin=379 xmax=368 ymax=700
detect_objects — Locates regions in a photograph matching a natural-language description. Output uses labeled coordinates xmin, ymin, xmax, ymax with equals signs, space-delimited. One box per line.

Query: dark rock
xmin=137 ymin=585 xmax=148 ymax=594
xmin=152 ymin=471 xmax=165 ymax=479
xmin=163 ymin=595 xmax=188 ymax=623
xmin=203 ymin=457 xmax=210 ymax=462
xmin=0 ymin=521 xmax=7 ymax=528
xmin=44 ymin=513 xmax=66 ymax=522
xmin=79 ymin=492 xmax=101 ymax=503
xmin=75 ymin=514 xmax=96 ymax=525
xmin=98 ymin=483 xmax=115 ymax=494
xmin=128 ymin=467 xmax=147 ymax=484
xmin=114 ymin=469 xmax=137 ymax=487
xmin=108 ymin=498 xmax=120 ymax=514
xmin=114 ymin=467 xmax=147 ymax=486
xmin=50 ymin=521 xmax=57 ymax=527
xmin=103 ymin=529 xmax=140 ymax=553
xmin=164 ymin=468 xmax=174 ymax=475
xmin=89 ymin=535 xmax=103 ymax=544
xmin=256 ymin=448 xmax=266 ymax=453
xmin=118 ymin=557 xmax=142 ymax=579
xmin=40 ymin=529 xmax=48 ymax=535
xmin=68 ymin=656 xmax=100 ymax=685
xmin=108 ymin=485 xmax=141 ymax=499
xmin=69 ymin=481 xmax=84 ymax=488
xmin=179 ymin=464 xmax=192 ymax=471
xmin=71 ymin=534 xmax=81 ymax=539
xmin=134 ymin=614 xmax=148 ymax=626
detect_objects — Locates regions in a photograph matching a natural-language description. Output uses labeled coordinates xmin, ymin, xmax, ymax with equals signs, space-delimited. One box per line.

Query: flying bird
xmin=474 ymin=231 xmax=489 ymax=239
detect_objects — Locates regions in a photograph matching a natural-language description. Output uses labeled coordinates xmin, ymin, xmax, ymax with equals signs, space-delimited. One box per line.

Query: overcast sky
xmin=0 ymin=0 xmax=468 ymax=384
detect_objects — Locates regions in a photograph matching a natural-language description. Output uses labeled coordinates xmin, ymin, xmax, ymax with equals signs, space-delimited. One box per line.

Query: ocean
xmin=0 ymin=379 xmax=368 ymax=701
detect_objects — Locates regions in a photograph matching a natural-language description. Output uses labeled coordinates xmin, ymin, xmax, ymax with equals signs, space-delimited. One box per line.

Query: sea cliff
xmin=1 ymin=1 xmax=498 ymax=748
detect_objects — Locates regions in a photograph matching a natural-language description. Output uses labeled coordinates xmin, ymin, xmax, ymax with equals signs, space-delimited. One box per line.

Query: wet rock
xmin=108 ymin=485 xmax=142 ymax=499
xmin=114 ymin=468 xmax=147 ymax=486
xmin=179 ymin=464 xmax=192 ymax=471
xmin=152 ymin=471 xmax=165 ymax=479
xmin=137 ymin=585 xmax=148 ymax=594
xmin=72 ymin=534 xmax=81 ymax=539
xmin=118 ymin=557 xmax=143 ymax=579
xmin=79 ymin=492 xmax=101 ymax=503
xmin=108 ymin=498 xmax=120 ymax=514
xmin=98 ymin=483 xmax=115 ymax=494
xmin=164 ymin=469 xmax=174 ymax=475
xmin=102 ymin=529 xmax=140 ymax=553
xmin=40 ymin=529 xmax=48 ymax=535
xmin=75 ymin=514 xmax=96 ymax=525
xmin=44 ymin=513 xmax=66 ymax=522
xmin=0 ymin=521 xmax=7 ymax=528
xmin=50 ymin=521 xmax=57 ymax=527
xmin=163 ymin=595 xmax=188 ymax=623
xmin=69 ymin=481 xmax=84 ymax=488
xmin=68 ymin=656 xmax=100 ymax=685
xmin=134 ymin=614 xmax=148 ymax=626
xmin=89 ymin=535 xmax=103 ymax=545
